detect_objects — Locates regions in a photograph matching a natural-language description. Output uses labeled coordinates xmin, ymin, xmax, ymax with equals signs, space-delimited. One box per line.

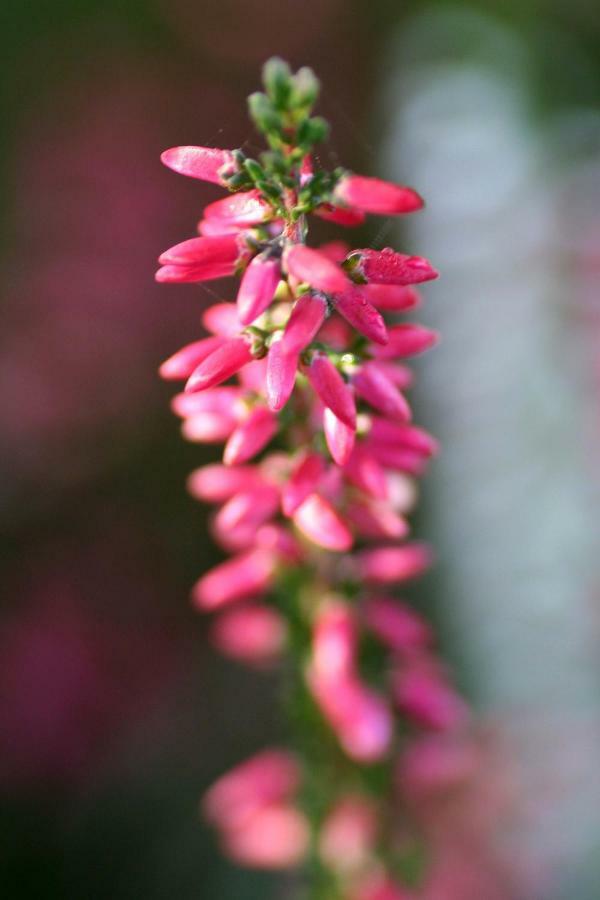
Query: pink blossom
xmin=213 ymin=485 xmax=280 ymax=537
xmin=284 ymin=244 xmax=349 ymax=294
xmin=319 ymin=795 xmax=378 ymax=872
xmin=371 ymin=323 xmax=440 ymax=359
xmin=363 ymin=283 xmax=421 ymax=311
xmin=157 ymin=233 xmax=250 ymax=282
xmin=305 ymin=352 xmax=356 ymax=428
xmin=202 ymin=302 xmax=242 ymax=337
xmin=311 ymin=603 xmax=357 ymax=681
xmin=221 ymin=804 xmax=309 ymax=869
xmin=346 ymin=498 xmax=409 ymax=540
xmin=210 ymin=603 xmax=286 ymax=667
xmin=323 ymin=407 xmax=356 ymax=466
xmin=356 ymin=544 xmax=433 ymax=584
xmin=281 ymin=452 xmax=325 ymax=516
xmin=343 ymin=446 xmax=389 ymax=500
xmin=171 ymin=386 xmax=241 ymax=419
xmin=203 ymin=748 xmax=300 ymax=827
xmin=236 ymin=253 xmax=281 ymax=325
xmin=161 ymin=145 xmax=235 ymax=185
xmin=186 ymin=464 xmax=266 ymax=502
xmin=333 ymin=286 xmax=388 ymax=345
xmin=192 ymin=549 xmax=277 ymax=610
xmin=352 ymin=362 xmax=412 ymax=422
xmin=310 ymin=673 xmax=393 ymax=762
xmin=314 ymin=203 xmax=366 ymax=226
xmin=203 ymin=189 xmax=271 ymax=226
xmin=347 ymin=247 xmax=438 ymax=285
xmin=266 ymin=338 xmax=299 ymax=411
xmin=159 ymin=335 xmax=226 ymax=380
xmin=223 ymin=405 xmax=278 ymax=465
xmin=182 ymin=412 xmax=237 ymax=443
xmin=369 ymin=420 xmax=439 ymax=457
xmin=185 ymin=335 xmax=254 ymax=392
xmin=363 ymin=596 xmax=432 ymax=653
xmin=292 ymin=493 xmax=353 ymax=552
xmin=392 ymin=660 xmax=469 ymax=732
xmin=334 ymin=174 xmax=423 ymax=216
xmin=280 ymin=292 xmax=328 ymax=354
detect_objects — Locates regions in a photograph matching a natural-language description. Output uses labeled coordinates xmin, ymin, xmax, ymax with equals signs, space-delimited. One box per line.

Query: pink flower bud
xmin=315 ymin=315 xmax=353 ymax=350
xmin=352 ymin=363 xmax=412 ymax=422
xmin=366 ymin=443 xmax=430 ymax=476
xmin=356 ymin=544 xmax=433 ymax=584
xmin=348 ymin=247 xmax=438 ymax=285
xmin=345 ymin=499 xmax=409 ymax=540
xmin=318 ymin=240 xmax=351 ymax=263
xmin=282 ymin=452 xmax=325 ymax=516
xmin=314 ymin=203 xmax=366 ymax=227
xmin=323 ymin=408 xmax=355 ymax=466
xmin=172 ymin=387 xmax=242 ymax=419
xmin=371 ymin=361 xmax=414 ymax=390
xmin=238 ymin=357 xmax=268 ymax=392
xmin=236 ymin=253 xmax=281 ymax=325
xmin=197 ymin=217 xmax=242 ymax=236
xmin=223 ymin=405 xmax=278 ymax=465
xmin=319 ymin=796 xmax=378 ymax=873
xmin=371 ymin=324 xmax=439 ymax=359
xmin=266 ymin=339 xmax=299 ymax=411
xmin=192 ymin=549 xmax=277 ymax=610
xmin=363 ymin=596 xmax=432 ymax=652
xmin=254 ymin=524 xmax=303 ymax=563
xmin=343 ymin=446 xmax=389 ymax=500
xmin=221 ymin=804 xmax=309 ymax=869
xmin=334 ymin=174 xmax=424 ymax=216
xmin=213 ymin=486 xmax=280 ymax=536
xmin=202 ymin=302 xmax=242 ymax=337
xmin=204 ymin=189 xmax=270 ymax=226
xmin=306 ymin=353 xmax=356 ymax=428
xmin=187 ymin=464 xmax=266 ymax=503
xmin=185 ymin=336 xmax=253 ymax=392
xmin=158 ymin=233 xmax=248 ymax=281
xmin=369 ymin=420 xmax=439 ymax=457
xmin=210 ymin=603 xmax=286 ymax=667
xmin=362 ymin=283 xmax=421 ymax=311
xmin=281 ymin=292 xmax=328 ymax=355
xmin=293 ymin=493 xmax=353 ymax=552
xmin=159 ymin=336 xmax=226 ymax=380
xmin=311 ymin=675 xmax=393 ymax=762
xmin=181 ymin=412 xmax=236 ymax=443
xmin=392 ymin=662 xmax=469 ymax=732
xmin=203 ymin=748 xmax=300 ymax=827
xmin=312 ymin=603 xmax=357 ymax=681
xmin=333 ymin=286 xmax=388 ymax=345
xmin=161 ymin=145 xmax=235 ymax=185
xmin=283 ymin=244 xmax=349 ymax=294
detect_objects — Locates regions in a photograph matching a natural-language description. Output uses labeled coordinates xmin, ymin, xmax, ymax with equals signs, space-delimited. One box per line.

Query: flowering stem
xmin=157 ymin=57 xmax=470 ymax=900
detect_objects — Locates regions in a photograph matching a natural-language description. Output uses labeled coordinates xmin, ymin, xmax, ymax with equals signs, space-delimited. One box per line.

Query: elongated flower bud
xmin=158 ymin=233 xmax=248 ymax=279
xmin=282 ymin=452 xmax=325 ymax=516
xmin=293 ymin=493 xmax=352 ymax=551
xmin=314 ymin=203 xmax=366 ymax=227
xmin=202 ymin=302 xmax=243 ymax=337
xmin=204 ymin=189 xmax=271 ymax=226
xmin=185 ymin=336 xmax=254 ymax=392
xmin=223 ymin=405 xmax=278 ymax=465
xmin=281 ymin=292 xmax=327 ymax=354
xmin=362 ymin=283 xmax=421 ymax=311
xmin=323 ymin=407 xmax=355 ymax=466
xmin=356 ymin=544 xmax=433 ymax=584
xmin=182 ymin=412 xmax=237 ymax=443
xmin=161 ymin=145 xmax=235 ymax=184
xmin=210 ymin=603 xmax=286 ymax=667
xmin=193 ymin=548 xmax=277 ymax=610
xmin=347 ymin=247 xmax=438 ymax=285
xmin=159 ymin=336 xmax=226 ymax=380
xmin=364 ymin=596 xmax=432 ymax=653
xmin=266 ymin=338 xmax=298 ymax=410
xmin=187 ymin=464 xmax=267 ymax=502
xmin=334 ymin=174 xmax=423 ymax=216
xmin=333 ymin=286 xmax=388 ymax=345
xmin=237 ymin=253 xmax=281 ymax=325
xmin=284 ymin=244 xmax=349 ymax=294
xmin=352 ymin=363 xmax=411 ymax=422
xmin=370 ymin=323 xmax=439 ymax=359
xmin=306 ymin=352 xmax=356 ymax=428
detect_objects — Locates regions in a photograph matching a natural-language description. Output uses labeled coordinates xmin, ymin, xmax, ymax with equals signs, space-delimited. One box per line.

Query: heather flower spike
xmin=157 ymin=57 xmax=473 ymax=898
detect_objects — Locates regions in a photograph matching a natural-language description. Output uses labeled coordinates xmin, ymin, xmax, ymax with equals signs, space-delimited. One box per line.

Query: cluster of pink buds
xmin=157 ymin=58 xmax=472 ymax=899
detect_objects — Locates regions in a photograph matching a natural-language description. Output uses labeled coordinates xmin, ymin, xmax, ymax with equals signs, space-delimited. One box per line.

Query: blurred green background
xmin=2 ymin=1 xmax=600 ymax=897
